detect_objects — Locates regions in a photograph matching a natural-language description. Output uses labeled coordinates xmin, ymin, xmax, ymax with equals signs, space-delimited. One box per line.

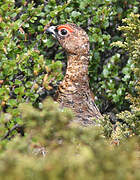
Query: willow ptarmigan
xmin=46 ymin=23 xmax=102 ymax=126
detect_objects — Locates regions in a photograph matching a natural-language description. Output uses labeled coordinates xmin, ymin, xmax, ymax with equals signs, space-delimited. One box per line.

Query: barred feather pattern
xmin=57 ymin=54 xmax=102 ymax=126
xmin=47 ymin=23 xmax=102 ymax=125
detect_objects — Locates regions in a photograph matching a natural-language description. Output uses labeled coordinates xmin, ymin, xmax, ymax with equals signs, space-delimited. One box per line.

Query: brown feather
xmin=47 ymin=23 xmax=103 ymax=126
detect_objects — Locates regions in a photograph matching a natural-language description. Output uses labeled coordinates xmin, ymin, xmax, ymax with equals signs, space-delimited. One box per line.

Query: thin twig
xmin=0 ymin=124 xmax=24 ymax=141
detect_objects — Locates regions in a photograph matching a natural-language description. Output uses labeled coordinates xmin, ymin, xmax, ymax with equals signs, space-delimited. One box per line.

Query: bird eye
xmin=60 ymin=28 xmax=68 ymax=36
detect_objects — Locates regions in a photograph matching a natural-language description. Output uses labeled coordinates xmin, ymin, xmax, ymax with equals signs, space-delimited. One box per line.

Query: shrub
xmin=0 ymin=1 xmax=139 ymax=140
xmin=112 ymin=13 xmax=140 ymax=137
xmin=0 ymin=98 xmax=140 ymax=180
xmin=0 ymin=1 xmax=140 ymax=179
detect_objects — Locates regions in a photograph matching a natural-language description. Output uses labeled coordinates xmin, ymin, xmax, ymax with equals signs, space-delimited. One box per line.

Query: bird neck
xmin=64 ymin=54 xmax=89 ymax=84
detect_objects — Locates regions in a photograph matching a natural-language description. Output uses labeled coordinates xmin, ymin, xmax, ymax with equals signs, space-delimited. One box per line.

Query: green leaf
xmin=15 ymin=80 xmax=22 ymax=85
xmin=8 ymin=99 xmax=17 ymax=107
xmin=71 ymin=11 xmax=81 ymax=18
xmin=46 ymin=38 xmax=55 ymax=48
xmin=103 ymin=68 xmax=109 ymax=78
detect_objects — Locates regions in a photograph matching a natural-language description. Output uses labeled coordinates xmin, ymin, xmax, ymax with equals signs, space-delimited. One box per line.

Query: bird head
xmin=46 ymin=23 xmax=89 ymax=55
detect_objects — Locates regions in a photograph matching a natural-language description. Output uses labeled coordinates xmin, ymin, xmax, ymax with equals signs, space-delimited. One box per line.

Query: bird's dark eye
xmin=60 ymin=29 xmax=68 ymax=36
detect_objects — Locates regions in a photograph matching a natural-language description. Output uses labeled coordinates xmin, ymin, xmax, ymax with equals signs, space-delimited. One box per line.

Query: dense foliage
xmin=112 ymin=13 xmax=140 ymax=137
xmin=0 ymin=98 xmax=140 ymax=180
xmin=0 ymin=0 xmax=140 ymax=179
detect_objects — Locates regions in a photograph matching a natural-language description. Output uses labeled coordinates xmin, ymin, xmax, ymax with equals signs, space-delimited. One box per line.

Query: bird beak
xmin=45 ymin=26 xmax=57 ymax=38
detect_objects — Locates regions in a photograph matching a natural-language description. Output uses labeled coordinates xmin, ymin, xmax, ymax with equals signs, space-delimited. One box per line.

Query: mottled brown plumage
xmin=46 ymin=23 xmax=102 ymax=126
